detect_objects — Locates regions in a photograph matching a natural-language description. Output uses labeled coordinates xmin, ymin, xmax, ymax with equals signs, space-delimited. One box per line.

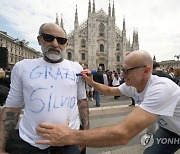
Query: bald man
xmin=36 ymin=50 xmax=180 ymax=154
xmin=0 ymin=23 xmax=89 ymax=154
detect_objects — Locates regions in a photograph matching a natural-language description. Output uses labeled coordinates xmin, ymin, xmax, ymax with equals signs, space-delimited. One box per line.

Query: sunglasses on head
xmin=40 ymin=33 xmax=67 ymax=45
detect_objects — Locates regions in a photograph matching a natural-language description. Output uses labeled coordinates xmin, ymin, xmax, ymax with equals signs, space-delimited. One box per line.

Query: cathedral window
xmin=81 ymin=53 xmax=85 ymax=60
xmin=116 ymin=43 xmax=120 ymax=51
xmin=81 ymin=39 xmax=86 ymax=48
xmin=99 ymin=23 xmax=105 ymax=37
xmin=100 ymin=44 xmax=104 ymax=52
xmin=117 ymin=55 xmax=120 ymax=62
xmin=68 ymin=52 xmax=72 ymax=60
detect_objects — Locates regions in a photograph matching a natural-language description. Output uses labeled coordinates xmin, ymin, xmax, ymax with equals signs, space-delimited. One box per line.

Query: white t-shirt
xmin=119 ymin=75 xmax=180 ymax=136
xmin=6 ymin=58 xmax=86 ymax=149
xmin=112 ymin=76 xmax=120 ymax=86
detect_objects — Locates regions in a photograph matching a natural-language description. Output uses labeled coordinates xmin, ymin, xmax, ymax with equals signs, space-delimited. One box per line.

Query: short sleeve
xmin=140 ymin=81 xmax=178 ymax=116
xmin=6 ymin=61 xmax=24 ymax=107
xmin=74 ymin=63 xmax=86 ymax=100
xmin=119 ymin=83 xmax=134 ymax=97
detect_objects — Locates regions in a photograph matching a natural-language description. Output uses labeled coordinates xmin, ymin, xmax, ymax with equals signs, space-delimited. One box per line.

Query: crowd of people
xmin=83 ymin=62 xmax=180 ymax=108
xmin=82 ymin=66 xmax=125 ymax=107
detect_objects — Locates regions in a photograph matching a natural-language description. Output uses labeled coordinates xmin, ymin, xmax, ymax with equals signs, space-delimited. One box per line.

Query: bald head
xmin=124 ymin=50 xmax=153 ymax=70
xmin=39 ymin=23 xmax=67 ymax=38
xmin=122 ymin=50 xmax=153 ymax=91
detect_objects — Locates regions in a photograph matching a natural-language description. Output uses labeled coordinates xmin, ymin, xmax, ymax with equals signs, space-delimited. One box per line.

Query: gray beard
xmin=46 ymin=51 xmax=65 ymax=62
xmin=42 ymin=46 xmax=65 ymax=62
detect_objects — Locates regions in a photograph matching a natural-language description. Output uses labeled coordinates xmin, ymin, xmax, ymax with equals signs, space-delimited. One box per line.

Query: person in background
xmin=103 ymin=71 xmax=108 ymax=86
xmin=0 ymin=67 xmax=5 ymax=79
xmin=0 ymin=23 xmax=89 ymax=154
xmin=86 ymin=84 xmax=94 ymax=101
xmin=0 ymin=68 xmax=10 ymax=107
xmin=152 ymin=61 xmax=172 ymax=80
xmin=174 ymin=68 xmax=180 ymax=86
xmin=81 ymin=64 xmax=94 ymax=102
xmin=112 ymin=71 xmax=120 ymax=99
xmin=36 ymin=50 xmax=180 ymax=154
xmin=93 ymin=66 xmax=104 ymax=107
xmin=128 ymin=97 xmax=135 ymax=106
xmin=106 ymin=70 xmax=113 ymax=87
xmin=167 ymin=66 xmax=175 ymax=80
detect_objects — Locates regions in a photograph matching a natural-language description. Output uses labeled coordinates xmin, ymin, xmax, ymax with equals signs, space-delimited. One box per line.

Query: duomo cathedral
xmin=0 ymin=0 xmax=140 ymax=71
xmin=56 ymin=0 xmax=139 ymax=71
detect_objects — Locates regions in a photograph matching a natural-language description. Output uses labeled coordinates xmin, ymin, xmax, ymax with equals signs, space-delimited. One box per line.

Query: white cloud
xmin=0 ymin=0 xmax=180 ymax=61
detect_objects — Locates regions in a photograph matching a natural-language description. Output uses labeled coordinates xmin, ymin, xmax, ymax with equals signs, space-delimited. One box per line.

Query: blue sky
xmin=0 ymin=0 xmax=180 ymax=62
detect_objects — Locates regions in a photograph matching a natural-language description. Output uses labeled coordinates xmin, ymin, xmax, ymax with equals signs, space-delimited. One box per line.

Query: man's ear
xmin=144 ymin=66 xmax=151 ymax=74
xmin=37 ymin=36 xmax=41 ymax=45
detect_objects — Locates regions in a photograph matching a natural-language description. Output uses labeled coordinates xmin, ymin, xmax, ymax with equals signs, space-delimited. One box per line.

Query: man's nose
xmin=51 ymin=38 xmax=59 ymax=47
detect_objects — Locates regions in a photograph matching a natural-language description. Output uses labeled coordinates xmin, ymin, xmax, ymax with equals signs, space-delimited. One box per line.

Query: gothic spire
xmin=108 ymin=0 xmax=111 ymax=16
xmin=74 ymin=4 xmax=79 ymax=31
xmin=153 ymin=55 xmax=156 ymax=61
xmin=136 ymin=29 xmax=139 ymax=42
xmin=133 ymin=28 xmax=139 ymax=42
xmin=88 ymin=0 xmax=91 ymax=15
xmin=133 ymin=29 xmax=135 ymax=42
xmin=132 ymin=28 xmax=139 ymax=50
xmin=55 ymin=13 xmax=59 ymax=25
xmin=112 ymin=0 xmax=115 ymax=17
xmin=123 ymin=16 xmax=126 ymax=30
xmin=75 ymin=4 xmax=78 ymax=22
xmin=60 ymin=14 xmax=64 ymax=29
xmin=92 ymin=0 xmax=95 ymax=13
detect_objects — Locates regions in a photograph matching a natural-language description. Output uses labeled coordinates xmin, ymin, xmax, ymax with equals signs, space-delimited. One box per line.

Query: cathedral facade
xmin=57 ymin=0 xmax=139 ymax=71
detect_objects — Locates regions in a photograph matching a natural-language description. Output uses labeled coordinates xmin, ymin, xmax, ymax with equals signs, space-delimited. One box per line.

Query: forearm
xmin=77 ymin=99 xmax=89 ymax=130
xmin=70 ymin=124 xmax=129 ymax=147
xmin=83 ymin=74 xmax=116 ymax=96
xmin=90 ymin=81 xmax=112 ymax=96
xmin=0 ymin=107 xmax=22 ymax=151
xmin=72 ymin=107 xmax=158 ymax=147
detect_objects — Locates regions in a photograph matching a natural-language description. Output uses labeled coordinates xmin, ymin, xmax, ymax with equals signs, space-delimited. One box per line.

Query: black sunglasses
xmin=121 ymin=65 xmax=146 ymax=75
xmin=40 ymin=33 xmax=67 ymax=45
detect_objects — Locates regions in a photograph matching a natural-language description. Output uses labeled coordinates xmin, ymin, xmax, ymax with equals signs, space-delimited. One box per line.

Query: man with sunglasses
xmin=0 ymin=23 xmax=89 ymax=154
xmin=36 ymin=50 xmax=180 ymax=154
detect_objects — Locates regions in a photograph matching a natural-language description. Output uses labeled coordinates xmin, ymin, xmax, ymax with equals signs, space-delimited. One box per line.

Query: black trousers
xmin=144 ymin=127 xmax=180 ymax=154
xmin=5 ymin=129 xmax=81 ymax=154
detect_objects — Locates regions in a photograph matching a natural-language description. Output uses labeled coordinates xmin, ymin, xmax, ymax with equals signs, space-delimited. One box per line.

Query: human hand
xmin=35 ymin=119 xmax=72 ymax=146
xmin=78 ymin=145 xmax=86 ymax=152
xmin=81 ymin=69 xmax=93 ymax=84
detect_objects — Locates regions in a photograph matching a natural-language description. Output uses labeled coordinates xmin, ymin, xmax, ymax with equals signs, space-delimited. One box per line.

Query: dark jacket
xmin=152 ymin=70 xmax=172 ymax=80
xmin=93 ymin=71 xmax=104 ymax=84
